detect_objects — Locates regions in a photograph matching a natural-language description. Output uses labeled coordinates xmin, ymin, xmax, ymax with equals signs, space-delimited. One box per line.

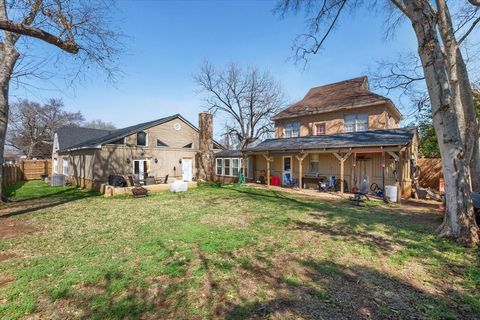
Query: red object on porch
xmin=270 ymin=176 xmax=280 ymax=186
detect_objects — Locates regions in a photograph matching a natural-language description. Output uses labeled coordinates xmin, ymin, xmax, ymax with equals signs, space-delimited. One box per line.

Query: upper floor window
xmin=137 ymin=131 xmax=147 ymax=146
xmin=157 ymin=139 xmax=168 ymax=147
xmin=315 ymin=123 xmax=326 ymax=135
xmin=284 ymin=122 xmax=300 ymax=138
xmin=344 ymin=113 xmax=368 ymax=132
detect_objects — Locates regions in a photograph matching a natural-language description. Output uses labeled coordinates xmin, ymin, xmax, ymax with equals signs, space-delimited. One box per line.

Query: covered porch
xmin=245 ymin=128 xmax=418 ymax=201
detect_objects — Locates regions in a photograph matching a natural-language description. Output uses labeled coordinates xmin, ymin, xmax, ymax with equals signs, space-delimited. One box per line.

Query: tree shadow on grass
xmin=227 ymin=187 xmax=469 ymax=282
xmin=0 ymin=186 xmax=99 ymax=219
xmin=225 ymin=258 xmax=473 ymax=319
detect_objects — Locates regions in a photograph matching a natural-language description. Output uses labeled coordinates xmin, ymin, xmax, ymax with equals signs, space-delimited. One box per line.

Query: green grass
xmin=0 ymin=181 xmax=478 ymax=319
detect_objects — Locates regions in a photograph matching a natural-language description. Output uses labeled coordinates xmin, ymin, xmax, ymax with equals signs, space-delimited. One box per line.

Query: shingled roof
xmin=56 ymin=126 xmax=112 ymax=151
xmin=272 ymin=76 xmax=401 ymax=121
xmin=247 ymin=127 xmax=416 ymax=152
xmin=58 ymin=114 xmax=224 ymax=152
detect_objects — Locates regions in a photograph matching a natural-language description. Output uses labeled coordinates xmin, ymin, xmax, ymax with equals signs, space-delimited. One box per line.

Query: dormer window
xmin=137 ymin=131 xmax=147 ymax=146
xmin=284 ymin=122 xmax=300 ymax=138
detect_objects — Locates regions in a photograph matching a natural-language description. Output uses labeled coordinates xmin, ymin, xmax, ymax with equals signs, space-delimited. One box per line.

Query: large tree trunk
xmin=0 ymin=41 xmax=20 ymax=201
xmin=405 ymin=1 xmax=479 ymax=245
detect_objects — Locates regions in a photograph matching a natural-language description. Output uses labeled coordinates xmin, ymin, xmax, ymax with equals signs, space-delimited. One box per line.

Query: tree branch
xmin=0 ymin=20 xmax=79 ymax=53
xmin=458 ymin=16 xmax=480 ymax=44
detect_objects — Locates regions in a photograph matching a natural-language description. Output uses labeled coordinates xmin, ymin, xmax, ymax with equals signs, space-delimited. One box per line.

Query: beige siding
xmin=274 ymin=103 xmax=400 ymax=138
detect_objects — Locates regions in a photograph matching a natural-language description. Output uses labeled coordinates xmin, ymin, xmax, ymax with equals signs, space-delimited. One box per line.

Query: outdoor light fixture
xmin=179 ymin=159 xmax=182 ymax=164
xmin=126 ymin=158 xmax=131 ymax=164
xmin=155 ymin=158 xmax=158 ymax=164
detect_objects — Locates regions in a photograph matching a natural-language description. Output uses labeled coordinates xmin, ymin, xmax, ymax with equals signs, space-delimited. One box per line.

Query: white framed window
xmin=53 ymin=158 xmax=58 ymax=174
xmin=137 ymin=131 xmax=147 ymax=146
xmin=216 ymin=158 xmax=223 ymax=175
xmin=232 ymin=159 xmax=239 ymax=176
xmin=216 ymin=157 xmax=245 ymax=177
xmin=344 ymin=113 xmax=368 ymax=132
xmin=224 ymin=159 xmax=231 ymax=176
xmin=284 ymin=122 xmax=300 ymax=138
xmin=62 ymin=159 xmax=68 ymax=175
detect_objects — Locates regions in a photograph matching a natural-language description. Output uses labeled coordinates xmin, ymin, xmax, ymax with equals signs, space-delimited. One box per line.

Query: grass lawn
xmin=0 ymin=181 xmax=479 ymax=319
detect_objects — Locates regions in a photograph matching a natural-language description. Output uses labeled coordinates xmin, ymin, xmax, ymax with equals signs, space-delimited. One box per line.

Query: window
xmin=182 ymin=142 xmax=193 ymax=149
xmin=157 ymin=139 xmax=168 ymax=147
xmin=224 ymin=159 xmax=231 ymax=176
xmin=232 ymin=159 xmax=239 ymax=176
xmin=62 ymin=159 xmax=68 ymax=175
xmin=216 ymin=159 xmax=223 ymax=175
xmin=53 ymin=159 xmax=58 ymax=174
xmin=215 ymin=157 xmax=247 ymax=177
xmin=344 ymin=113 xmax=368 ymax=132
xmin=137 ymin=131 xmax=147 ymax=146
xmin=284 ymin=122 xmax=300 ymax=138
xmin=315 ymin=123 xmax=326 ymax=135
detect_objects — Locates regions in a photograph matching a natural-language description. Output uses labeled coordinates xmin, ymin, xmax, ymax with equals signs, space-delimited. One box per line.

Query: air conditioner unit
xmin=50 ymin=174 xmax=66 ymax=187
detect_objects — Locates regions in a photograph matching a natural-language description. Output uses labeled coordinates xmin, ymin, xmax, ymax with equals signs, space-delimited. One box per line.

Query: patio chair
xmin=352 ymin=175 xmax=370 ymax=206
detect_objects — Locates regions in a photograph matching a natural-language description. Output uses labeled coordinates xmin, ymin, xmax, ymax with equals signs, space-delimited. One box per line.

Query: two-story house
xmin=219 ymin=76 xmax=418 ymax=198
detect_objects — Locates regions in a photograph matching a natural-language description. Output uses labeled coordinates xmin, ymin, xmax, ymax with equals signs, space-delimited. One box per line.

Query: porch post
xmin=266 ymin=157 xmax=270 ymax=186
xmin=333 ymin=152 xmax=352 ymax=194
xmin=295 ymin=152 xmax=306 ymax=189
xmin=340 ymin=159 xmax=345 ymax=193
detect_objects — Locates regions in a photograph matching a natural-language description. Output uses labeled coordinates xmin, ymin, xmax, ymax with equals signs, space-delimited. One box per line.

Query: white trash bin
xmin=385 ymin=185 xmax=398 ymax=203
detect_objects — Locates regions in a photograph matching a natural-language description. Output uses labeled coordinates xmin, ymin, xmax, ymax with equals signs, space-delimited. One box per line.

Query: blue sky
xmin=11 ymin=0 xmax=420 ymax=135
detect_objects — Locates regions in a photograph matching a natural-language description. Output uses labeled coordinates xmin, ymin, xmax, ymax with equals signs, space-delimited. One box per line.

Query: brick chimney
xmin=196 ymin=112 xmax=214 ymax=181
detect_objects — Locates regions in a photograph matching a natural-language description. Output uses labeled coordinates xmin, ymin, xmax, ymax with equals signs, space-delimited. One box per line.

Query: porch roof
xmin=246 ymin=127 xmax=416 ymax=153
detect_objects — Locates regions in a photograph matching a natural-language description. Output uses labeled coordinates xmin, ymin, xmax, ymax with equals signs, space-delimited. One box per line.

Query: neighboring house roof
xmin=56 ymin=126 xmax=112 ymax=151
xmin=247 ymin=127 xmax=416 ymax=152
xmin=272 ymin=76 xmax=402 ymax=121
xmin=215 ymin=149 xmax=244 ymax=158
xmin=58 ymin=114 xmax=223 ymax=152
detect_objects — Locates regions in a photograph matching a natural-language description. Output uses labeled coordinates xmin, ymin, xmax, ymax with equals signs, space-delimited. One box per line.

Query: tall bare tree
xmin=7 ymin=98 xmax=83 ymax=159
xmin=83 ymin=119 xmax=116 ymax=131
xmin=0 ymin=0 xmax=121 ymax=197
xmin=195 ymin=62 xmax=284 ymax=150
xmin=277 ymin=0 xmax=480 ymax=245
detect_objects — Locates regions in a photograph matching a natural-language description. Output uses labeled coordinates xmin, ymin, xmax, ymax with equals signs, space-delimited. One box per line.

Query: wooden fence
xmin=2 ymin=163 xmax=24 ymax=188
xmin=21 ymin=160 xmax=52 ymax=180
xmin=2 ymin=159 xmax=52 ymax=188
xmin=417 ymin=158 xmax=443 ymax=189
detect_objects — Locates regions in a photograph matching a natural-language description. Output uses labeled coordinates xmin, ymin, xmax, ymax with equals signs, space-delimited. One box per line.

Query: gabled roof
xmin=58 ymin=114 xmax=224 ymax=152
xmin=247 ymin=127 xmax=416 ymax=152
xmin=272 ymin=76 xmax=401 ymax=121
xmin=56 ymin=126 xmax=112 ymax=151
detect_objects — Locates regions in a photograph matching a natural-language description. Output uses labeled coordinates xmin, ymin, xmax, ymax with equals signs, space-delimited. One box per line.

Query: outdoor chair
xmin=352 ymin=175 xmax=370 ymax=206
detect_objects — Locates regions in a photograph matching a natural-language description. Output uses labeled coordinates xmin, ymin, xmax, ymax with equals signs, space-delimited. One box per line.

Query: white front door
xmin=182 ymin=158 xmax=192 ymax=181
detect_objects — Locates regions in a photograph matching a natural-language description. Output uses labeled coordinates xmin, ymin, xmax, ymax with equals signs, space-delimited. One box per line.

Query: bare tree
xmin=7 ymin=98 xmax=83 ymax=159
xmin=277 ymin=0 xmax=480 ymax=245
xmin=83 ymin=119 xmax=116 ymax=131
xmin=195 ymin=62 xmax=285 ymax=150
xmin=0 ymin=0 xmax=121 ymax=198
